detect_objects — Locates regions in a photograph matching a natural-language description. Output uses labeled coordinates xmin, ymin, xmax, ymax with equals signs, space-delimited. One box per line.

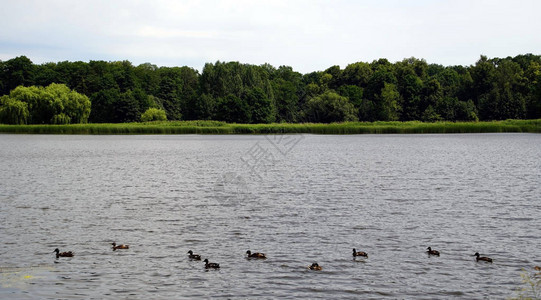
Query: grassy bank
xmin=0 ymin=119 xmax=540 ymax=135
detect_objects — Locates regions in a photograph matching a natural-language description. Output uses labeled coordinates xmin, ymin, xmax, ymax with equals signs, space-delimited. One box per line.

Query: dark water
xmin=0 ymin=133 xmax=540 ymax=299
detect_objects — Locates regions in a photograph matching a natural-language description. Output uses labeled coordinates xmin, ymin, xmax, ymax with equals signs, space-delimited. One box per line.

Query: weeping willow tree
xmin=0 ymin=83 xmax=91 ymax=124
xmin=0 ymin=96 xmax=29 ymax=125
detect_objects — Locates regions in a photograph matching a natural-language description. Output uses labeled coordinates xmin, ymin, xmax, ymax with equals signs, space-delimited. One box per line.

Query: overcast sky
xmin=1 ymin=0 xmax=540 ymax=73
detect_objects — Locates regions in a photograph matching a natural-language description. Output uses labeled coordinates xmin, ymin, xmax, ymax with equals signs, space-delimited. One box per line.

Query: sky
xmin=1 ymin=0 xmax=540 ymax=73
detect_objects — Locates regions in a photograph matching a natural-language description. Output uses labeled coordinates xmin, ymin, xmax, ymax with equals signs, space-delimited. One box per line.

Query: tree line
xmin=0 ymin=54 xmax=540 ymax=124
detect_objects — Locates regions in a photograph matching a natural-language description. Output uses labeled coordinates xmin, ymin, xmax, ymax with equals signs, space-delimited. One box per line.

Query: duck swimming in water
xmin=112 ymin=242 xmax=129 ymax=251
xmin=203 ymin=259 xmax=220 ymax=269
xmin=426 ymin=247 xmax=440 ymax=256
xmin=53 ymin=248 xmax=73 ymax=258
xmin=474 ymin=252 xmax=493 ymax=263
xmin=246 ymin=250 xmax=266 ymax=259
xmin=309 ymin=262 xmax=322 ymax=270
xmin=187 ymin=250 xmax=201 ymax=260
xmin=352 ymin=248 xmax=368 ymax=258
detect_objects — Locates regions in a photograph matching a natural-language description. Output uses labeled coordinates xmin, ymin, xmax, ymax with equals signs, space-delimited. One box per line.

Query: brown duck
xmin=112 ymin=242 xmax=129 ymax=251
xmin=474 ymin=252 xmax=493 ymax=263
xmin=54 ymin=248 xmax=73 ymax=258
xmin=203 ymin=259 xmax=220 ymax=269
xmin=353 ymin=248 xmax=368 ymax=258
xmin=187 ymin=250 xmax=201 ymax=260
xmin=427 ymin=247 xmax=440 ymax=256
xmin=246 ymin=250 xmax=266 ymax=259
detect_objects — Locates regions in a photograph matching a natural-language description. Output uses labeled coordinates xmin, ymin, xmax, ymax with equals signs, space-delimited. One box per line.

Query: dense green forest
xmin=0 ymin=54 xmax=540 ymax=124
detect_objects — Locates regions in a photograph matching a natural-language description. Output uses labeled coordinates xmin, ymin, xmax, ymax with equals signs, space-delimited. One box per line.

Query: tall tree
xmin=243 ymin=87 xmax=275 ymax=123
xmin=89 ymin=88 xmax=120 ymax=123
xmin=0 ymin=83 xmax=90 ymax=124
xmin=342 ymin=62 xmax=372 ymax=87
xmin=177 ymin=66 xmax=200 ymax=120
xmin=215 ymin=94 xmax=251 ymax=123
xmin=379 ymin=83 xmax=401 ymax=121
xmin=157 ymin=67 xmax=184 ymax=120
xmin=0 ymin=56 xmax=35 ymax=95
xmin=272 ymin=78 xmax=299 ymax=122
xmin=303 ymin=91 xmax=358 ymax=123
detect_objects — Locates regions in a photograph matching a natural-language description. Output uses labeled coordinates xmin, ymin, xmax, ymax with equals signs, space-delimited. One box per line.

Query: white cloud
xmin=1 ymin=0 xmax=540 ymax=72
xmin=135 ymin=27 xmax=218 ymax=39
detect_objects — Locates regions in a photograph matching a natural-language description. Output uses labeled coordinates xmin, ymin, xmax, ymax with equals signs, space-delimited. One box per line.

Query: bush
xmin=141 ymin=108 xmax=167 ymax=122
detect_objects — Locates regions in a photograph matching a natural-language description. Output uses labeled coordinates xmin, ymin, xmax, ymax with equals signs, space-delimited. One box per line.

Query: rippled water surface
xmin=0 ymin=133 xmax=540 ymax=299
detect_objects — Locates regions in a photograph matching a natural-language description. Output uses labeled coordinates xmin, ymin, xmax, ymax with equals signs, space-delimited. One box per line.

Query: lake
xmin=0 ymin=133 xmax=540 ymax=299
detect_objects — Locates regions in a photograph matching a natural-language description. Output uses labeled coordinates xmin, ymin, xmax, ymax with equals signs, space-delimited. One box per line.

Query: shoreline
xmin=0 ymin=120 xmax=540 ymax=135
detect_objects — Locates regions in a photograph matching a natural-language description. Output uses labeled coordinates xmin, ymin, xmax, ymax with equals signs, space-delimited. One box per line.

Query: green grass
xmin=0 ymin=119 xmax=540 ymax=135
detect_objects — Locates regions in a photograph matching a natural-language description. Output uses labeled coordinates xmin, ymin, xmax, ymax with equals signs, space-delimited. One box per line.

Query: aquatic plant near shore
xmin=510 ymin=267 xmax=541 ymax=300
xmin=0 ymin=119 xmax=539 ymax=135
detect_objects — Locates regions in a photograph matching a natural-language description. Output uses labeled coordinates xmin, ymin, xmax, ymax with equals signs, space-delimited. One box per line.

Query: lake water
xmin=0 ymin=133 xmax=540 ymax=299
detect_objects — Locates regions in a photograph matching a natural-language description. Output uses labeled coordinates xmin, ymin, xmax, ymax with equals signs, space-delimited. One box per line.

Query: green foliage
xmin=399 ymin=74 xmax=424 ymax=121
xmin=272 ymin=78 xmax=300 ymax=122
xmin=304 ymin=83 xmax=320 ymax=99
xmin=303 ymin=91 xmax=358 ymax=123
xmin=51 ymin=113 xmax=71 ymax=124
xmin=157 ymin=67 xmax=184 ymax=120
xmin=89 ymin=88 xmax=120 ymax=123
xmin=1 ymin=119 xmax=539 ymax=134
xmin=421 ymin=105 xmax=442 ymax=122
xmin=0 ymin=83 xmax=90 ymax=124
xmin=456 ymin=99 xmax=479 ymax=121
xmin=198 ymin=61 xmax=275 ymax=122
xmin=215 ymin=94 xmax=251 ymax=123
xmin=337 ymin=85 xmax=364 ymax=108
xmin=193 ymin=94 xmax=216 ymax=120
xmin=0 ymin=95 xmax=29 ymax=124
xmin=47 ymin=83 xmax=91 ymax=123
xmin=380 ymin=83 xmax=401 ymax=121
xmin=141 ymin=108 xmax=167 ymax=122
xmin=0 ymin=56 xmax=35 ymax=95
xmin=2 ymin=54 xmax=541 ymax=124
xmin=342 ymin=62 xmax=372 ymax=87
xmin=114 ymin=90 xmax=141 ymax=122
xmin=243 ymin=87 xmax=276 ymax=123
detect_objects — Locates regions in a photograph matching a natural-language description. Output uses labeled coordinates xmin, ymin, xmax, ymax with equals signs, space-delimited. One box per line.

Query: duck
xmin=187 ymin=250 xmax=201 ymax=260
xmin=474 ymin=252 xmax=493 ymax=263
xmin=112 ymin=242 xmax=129 ymax=251
xmin=426 ymin=247 xmax=440 ymax=256
xmin=309 ymin=262 xmax=322 ymax=271
xmin=246 ymin=250 xmax=266 ymax=259
xmin=203 ymin=259 xmax=220 ymax=269
xmin=53 ymin=248 xmax=74 ymax=258
xmin=352 ymin=248 xmax=368 ymax=258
